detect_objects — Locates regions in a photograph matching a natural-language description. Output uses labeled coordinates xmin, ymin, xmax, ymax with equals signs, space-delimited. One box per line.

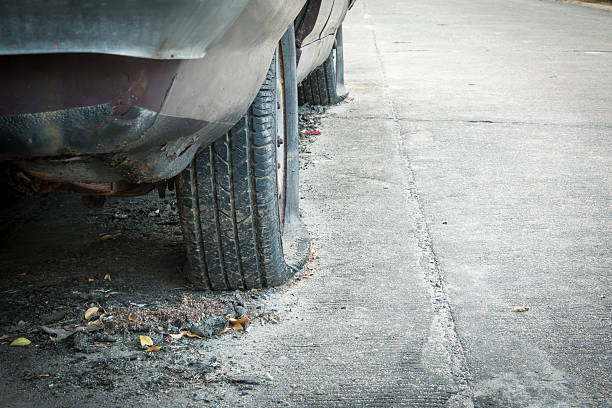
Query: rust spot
xmin=112 ymin=104 xmax=131 ymax=117
xmin=1 ymin=166 xmax=61 ymax=195
xmin=295 ymin=0 xmax=323 ymax=48
xmin=154 ymin=181 xmax=167 ymax=198
xmin=152 ymin=36 xmax=169 ymax=59
xmin=64 ymin=181 xmax=155 ymax=197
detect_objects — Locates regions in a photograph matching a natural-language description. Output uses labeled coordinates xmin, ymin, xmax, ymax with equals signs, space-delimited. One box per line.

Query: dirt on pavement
xmin=0 ymin=105 xmax=328 ymax=407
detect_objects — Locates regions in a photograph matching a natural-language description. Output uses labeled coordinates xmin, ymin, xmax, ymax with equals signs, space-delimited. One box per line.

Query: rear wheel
xmin=298 ymin=24 xmax=347 ymax=106
xmin=176 ymin=26 xmax=307 ymax=290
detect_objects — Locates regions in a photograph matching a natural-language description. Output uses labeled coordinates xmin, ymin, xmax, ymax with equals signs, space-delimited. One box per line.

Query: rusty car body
xmin=0 ymin=0 xmax=352 ymax=197
xmin=0 ymin=0 xmax=353 ymax=289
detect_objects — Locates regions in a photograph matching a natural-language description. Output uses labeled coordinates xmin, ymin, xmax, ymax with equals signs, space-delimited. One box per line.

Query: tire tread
xmin=177 ymin=57 xmax=287 ymax=289
xmin=298 ymin=50 xmax=338 ymax=106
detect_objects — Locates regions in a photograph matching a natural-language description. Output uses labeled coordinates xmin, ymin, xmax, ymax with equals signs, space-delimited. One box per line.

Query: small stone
xmin=230 ymin=376 xmax=262 ymax=385
xmin=234 ymin=292 xmax=245 ymax=307
xmin=235 ymin=306 xmax=247 ymax=317
xmin=41 ymin=311 xmax=65 ymax=325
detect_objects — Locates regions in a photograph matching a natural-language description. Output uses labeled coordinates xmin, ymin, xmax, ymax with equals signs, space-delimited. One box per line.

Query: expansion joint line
xmin=362 ymin=2 xmax=475 ymax=406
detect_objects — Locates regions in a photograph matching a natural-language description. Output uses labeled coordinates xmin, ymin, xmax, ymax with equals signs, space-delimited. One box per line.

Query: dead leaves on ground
xmin=87 ymin=274 xmax=112 ymax=282
xmin=10 ymin=337 xmax=31 ymax=347
xmin=183 ymin=330 xmax=203 ymax=339
xmin=84 ymin=307 xmax=99 ymax=320
xmin=139 ymin=335 xmax=154 ymax=347
xmin=309 ymin=246 xmax=321 ymax=260
xmin=228 ymin=316 xmax=251 ymax=325
xmin=138 ymin=336 xmax=161 ymax=352
xmin=87 ymin=315 xmax=105 ymax=327
xmin=99 ymin=234 xmax=119 ymax=241
xmin=84 ymin=305 xmax=107 ymax=327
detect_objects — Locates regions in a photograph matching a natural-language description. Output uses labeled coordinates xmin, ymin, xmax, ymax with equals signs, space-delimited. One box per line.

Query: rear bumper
xmin=1 ymin=103 xmax=226 ymax=184
xmin=0 ymin=0 xmax=306 ymax=184
xmin=0 ymin=0 xmax=247 ymax=60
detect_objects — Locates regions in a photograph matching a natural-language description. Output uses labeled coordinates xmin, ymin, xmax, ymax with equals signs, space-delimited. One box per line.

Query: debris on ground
xmin=299 ymin=104 xmax=328 ymax=170
xmin=9 ymin=337 xmax=30 ymax=347
xmin=0 ymin=100 xmax=338 ymax=404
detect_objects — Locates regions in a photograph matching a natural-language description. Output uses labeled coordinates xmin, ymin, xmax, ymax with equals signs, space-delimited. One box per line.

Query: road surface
xmin=0 ymin=0 xmax=610 ymax=407
xmin=236 ymin=0 xmax=611 ymax=406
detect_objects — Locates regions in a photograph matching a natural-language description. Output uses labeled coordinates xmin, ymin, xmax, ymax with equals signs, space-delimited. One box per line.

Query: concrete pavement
xmin=218 ymin=0 xmax=611 ymax=406
xmin=0 ymin=1 xmax=608 ymax=407
xmin=339 ymin=0 xmax=611 ymax=405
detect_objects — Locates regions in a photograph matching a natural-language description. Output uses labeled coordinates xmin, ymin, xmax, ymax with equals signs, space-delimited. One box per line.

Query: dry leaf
xmin=513 ymin=306 xmax=530 ymax=312
xmin=217 ymin=327 xmax=231 ymax=335
xmin=87 ymin=278 xmax=95 ymax=282
xmin=169 ymin=333 xmax=184 ymax=340
xmin=87 ymin=314 xmax=105 ymax=327
xmin=154 ymin=209 xmax=160 ymax=214
xmin=128 ymin=313 xmax=138 ymax=323
xmin=0 ymin=334 xmax=10 ymax=340
xmin=99 ymin=234 xmax=117 ymax=241
xmin=103 ymin=274 xmax=111 ymax=282
xmin=231 ymin=323 xmax=243 ymax=331
xmin=39 ymin=374 xmax=50 ymax=377
xmin=17 ymin=272 xmax=27 ymax=276
xmin=139 ymin=335 xmax=154 ymax=347
xmin=145 ymin=346 xmax=161 ymax=352
xmin=309 ymin=246 xmax=321 ymax=260
xmin=229 ymin=316 xmax=251 ymax=325
xmin=10 ymin=337 xmax=31 ymax=347
xmin=183 ymin=331 xmax=203 ymax=339
xmin=84 ymin=306 xmax=99 ymax=320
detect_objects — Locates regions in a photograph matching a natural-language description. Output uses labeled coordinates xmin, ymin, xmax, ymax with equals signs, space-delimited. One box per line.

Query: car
xmin=0 ymin=0 xmax=354 ymax=290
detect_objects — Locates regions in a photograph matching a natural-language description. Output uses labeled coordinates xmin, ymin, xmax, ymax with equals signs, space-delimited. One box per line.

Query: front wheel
xmin=176 ymin=26 xmax=308 ymax=290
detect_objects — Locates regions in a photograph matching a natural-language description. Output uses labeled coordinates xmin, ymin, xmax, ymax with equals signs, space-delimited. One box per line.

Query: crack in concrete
xmin=329 ymin=114 xmax=612 ymax=129
xmin=362 ymin=2 xmax=475 ymax=407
